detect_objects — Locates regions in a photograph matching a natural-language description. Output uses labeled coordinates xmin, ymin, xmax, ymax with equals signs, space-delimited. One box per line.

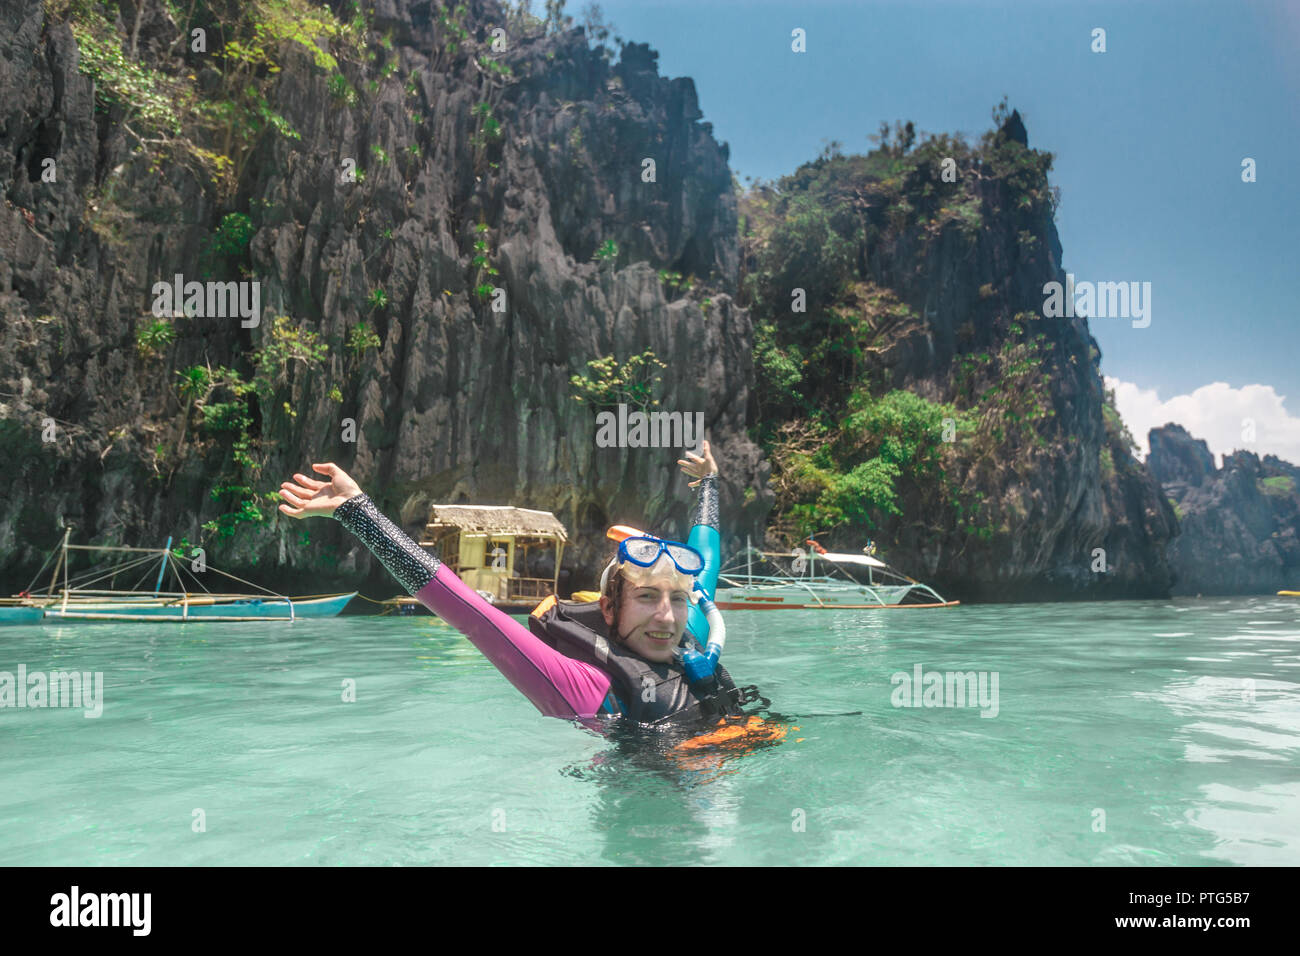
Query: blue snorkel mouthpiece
xmin=681 ymin=643 xmax=721 ymax=684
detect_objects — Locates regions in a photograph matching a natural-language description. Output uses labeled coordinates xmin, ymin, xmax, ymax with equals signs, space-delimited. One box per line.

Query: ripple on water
xmin=0 ymin=599 xmax=1297 ymax=864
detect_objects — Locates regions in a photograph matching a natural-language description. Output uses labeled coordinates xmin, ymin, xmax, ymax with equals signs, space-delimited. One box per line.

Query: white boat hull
xmin=716 ymin=583 xmax=957 ymax=609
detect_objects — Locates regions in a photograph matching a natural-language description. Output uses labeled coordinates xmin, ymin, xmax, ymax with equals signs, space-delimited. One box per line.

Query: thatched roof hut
xmin=419 ymin=505 xmax=568 ymax=544
xmin=413 ymin=505 xmax=569 ymax=610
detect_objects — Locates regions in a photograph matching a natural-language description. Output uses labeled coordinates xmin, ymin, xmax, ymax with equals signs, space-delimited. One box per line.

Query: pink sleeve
xmin=413 ymin=565 xmax=613 ymax=720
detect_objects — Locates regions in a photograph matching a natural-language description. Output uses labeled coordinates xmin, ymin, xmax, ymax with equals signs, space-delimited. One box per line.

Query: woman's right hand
xmin=277 ymin=462 xmax=363 ymax=519
xmin=678 ymin=439 xmax=719 ymax=488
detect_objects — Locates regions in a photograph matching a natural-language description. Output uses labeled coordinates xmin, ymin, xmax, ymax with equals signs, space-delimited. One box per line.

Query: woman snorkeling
xmin=276 ymin=441 xmax=776 ymax=743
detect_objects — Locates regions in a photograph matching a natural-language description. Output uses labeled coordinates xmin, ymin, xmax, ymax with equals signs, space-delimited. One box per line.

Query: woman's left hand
xmin=678 ymin=439 xmax=719 ymax=488
xmin=277 ymin=462 xmax=363 ymax=519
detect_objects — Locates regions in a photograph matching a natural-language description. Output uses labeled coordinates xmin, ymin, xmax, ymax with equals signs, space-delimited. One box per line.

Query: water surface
xmin=1 ymin=598 xmax=1296 ymax=865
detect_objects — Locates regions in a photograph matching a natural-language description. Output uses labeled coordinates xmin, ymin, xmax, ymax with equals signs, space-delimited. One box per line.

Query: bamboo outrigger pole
xmin=46 ymin=526 xmax=71 ymax=598
xmin=62 ymin=526 xmax=71 ymax=613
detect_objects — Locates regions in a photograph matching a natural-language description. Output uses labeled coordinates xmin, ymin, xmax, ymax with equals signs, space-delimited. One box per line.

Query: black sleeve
xmin=688 ymin=473 xmax=719 ymax=531
xmin=333 ymin=493 xmax=442 ymax=595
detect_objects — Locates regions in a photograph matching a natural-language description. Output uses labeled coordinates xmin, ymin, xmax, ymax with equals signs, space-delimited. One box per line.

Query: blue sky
xmin=573 ymin=0 xmax=1300 ymax=462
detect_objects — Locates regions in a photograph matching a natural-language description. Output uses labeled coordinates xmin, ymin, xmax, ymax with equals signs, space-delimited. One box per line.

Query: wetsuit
xmin=333 ymin=476 xmax=728 ymax=725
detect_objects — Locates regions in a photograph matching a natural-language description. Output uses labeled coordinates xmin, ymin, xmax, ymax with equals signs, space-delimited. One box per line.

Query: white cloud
xmin=1106 ymin=378 xmax=1300 ymax=466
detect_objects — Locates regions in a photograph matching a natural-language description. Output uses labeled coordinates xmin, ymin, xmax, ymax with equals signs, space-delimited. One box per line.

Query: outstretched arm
xmin=677 ymin=441 xmax=721 ymax=642
xmin=278 ymin=464 xmax=612 ymax=720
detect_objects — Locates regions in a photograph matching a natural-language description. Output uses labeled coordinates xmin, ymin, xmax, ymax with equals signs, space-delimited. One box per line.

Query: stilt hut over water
xmin=380 ymin=504 xmax=568 ymax=614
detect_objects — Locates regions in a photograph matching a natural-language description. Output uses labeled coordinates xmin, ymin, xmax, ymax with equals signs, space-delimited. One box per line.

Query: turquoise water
xmin=1 ymin=598 xmax=1297 ymax=865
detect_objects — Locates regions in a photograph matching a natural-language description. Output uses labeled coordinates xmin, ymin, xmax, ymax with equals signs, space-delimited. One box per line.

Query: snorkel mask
xmin=599 ymin=525 xmax=705 ymax=596
xmin=600 ymin=525 xmax=727 ymax=682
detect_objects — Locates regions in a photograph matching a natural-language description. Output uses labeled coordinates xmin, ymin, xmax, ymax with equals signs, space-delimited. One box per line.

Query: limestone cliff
xmin=1 ymin=0 xmax=1178 ymax=601
xmin=0 ymin=0 xmax=767 ymax=595
xmin=1149 ymin=424 xmax=1300 ymax=595
xmin=738 ymin=111 xmax=1176 ymax=599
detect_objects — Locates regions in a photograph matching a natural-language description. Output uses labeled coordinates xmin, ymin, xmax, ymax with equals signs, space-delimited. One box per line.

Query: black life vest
xmin=529 ymin=596 xmax=750 ymax=729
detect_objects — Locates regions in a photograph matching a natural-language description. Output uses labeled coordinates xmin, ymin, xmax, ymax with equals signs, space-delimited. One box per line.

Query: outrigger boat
xmin=0 ymin=597 xmax=45 ymax=625
xmin=714 ymin=538 xmax=959 ymax=610
xmin=6 ymin=529 xmax=355 ymax=623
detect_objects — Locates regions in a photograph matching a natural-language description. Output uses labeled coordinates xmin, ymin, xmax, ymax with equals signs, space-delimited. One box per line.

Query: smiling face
xmin=600 ymin=554 xmax=694 ymax=664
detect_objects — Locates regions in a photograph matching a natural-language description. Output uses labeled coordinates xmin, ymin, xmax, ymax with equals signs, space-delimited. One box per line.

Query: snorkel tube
xmin=680 ymin=582 xmax=726 ymax=682
xmin=683 ymin=510 xmax=725 ymax=680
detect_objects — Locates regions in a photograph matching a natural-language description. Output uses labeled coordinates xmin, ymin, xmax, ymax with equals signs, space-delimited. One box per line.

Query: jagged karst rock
xmin=772 ymin=118 xmax=1176 ymax=600
xmin=1148 ymin=423 xmax=1215 ymax=490
xmin=0 ymin=0 xmax=765 ymax=596
xmin=996 ymin=108 xmax=1028 ymax=147
xmin=1150 ymin=424 xmax=1300 ymax=594
xmin=0 ymin=0 xmax=1182 ymax=601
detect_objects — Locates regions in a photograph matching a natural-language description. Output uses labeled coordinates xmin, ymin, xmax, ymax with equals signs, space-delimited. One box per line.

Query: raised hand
xmin=677 ymin=439 xmax=719 ymax=488
xmin=277 ymin=462 xmax=363 ymax=519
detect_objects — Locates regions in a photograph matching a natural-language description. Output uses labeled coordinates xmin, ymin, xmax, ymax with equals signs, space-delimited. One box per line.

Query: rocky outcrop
xmin=1148 ymin=423 xmax=1215 ymax=490
xmin=0 ymin=0 xmax=1179 ymax=602
xmin=0 ymin=0 xmax=767 ymax=595
xmin=742 ymin=109 xmax=1177 ymax=600
xmin=1149 ymin=424 xmax=1300 ymax=594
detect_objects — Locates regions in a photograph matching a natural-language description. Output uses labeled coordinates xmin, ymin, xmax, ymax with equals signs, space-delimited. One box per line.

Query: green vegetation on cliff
xmin=569 ymin=350 xmax=668 ymax=412
xmin=1260 ymin=475 xmax=1296 ymax=497
xmin=170 ymin=317 xmax=332 ymax=537
xmin=768 ymin=389 xmax=984 ymax=539
xmin=28 ymin=0 xmax=610 ymax=565
xmin=41 ymin=0 xmax=391 ymax=548
xmin=740 ymin=104 xmax=1065 ymax=547
xmin=51 ymin=0 xmax=363 ymax=191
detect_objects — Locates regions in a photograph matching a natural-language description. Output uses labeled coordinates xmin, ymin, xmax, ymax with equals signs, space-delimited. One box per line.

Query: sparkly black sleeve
xmin=333 ymin=493 xmax=442 ymax=595
xmin=688 ymin=473 xmax=720 ymax=531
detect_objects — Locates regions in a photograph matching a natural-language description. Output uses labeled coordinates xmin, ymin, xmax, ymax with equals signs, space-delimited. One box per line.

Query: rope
xmin=169 ymin=557 xmax=213 ymax=594
xmin=128 ymin=557 xmax=157 ymax=593
xmin=351 ymin=592 xmax=407 ymax=605
xmin=204 ymin=565 xmax=287 ymax=598
xmin=21 ymin=544 xmax=58 ymax=593
xmin=177 ymin=565 xmax=390 ymax=608
xmin=63 ymin=552 xmax=154 ymax=586
xmin=61 ymin=552 xmax=158 ymax=590
xmin=30 ymin=536 xmax=391 ymax=608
